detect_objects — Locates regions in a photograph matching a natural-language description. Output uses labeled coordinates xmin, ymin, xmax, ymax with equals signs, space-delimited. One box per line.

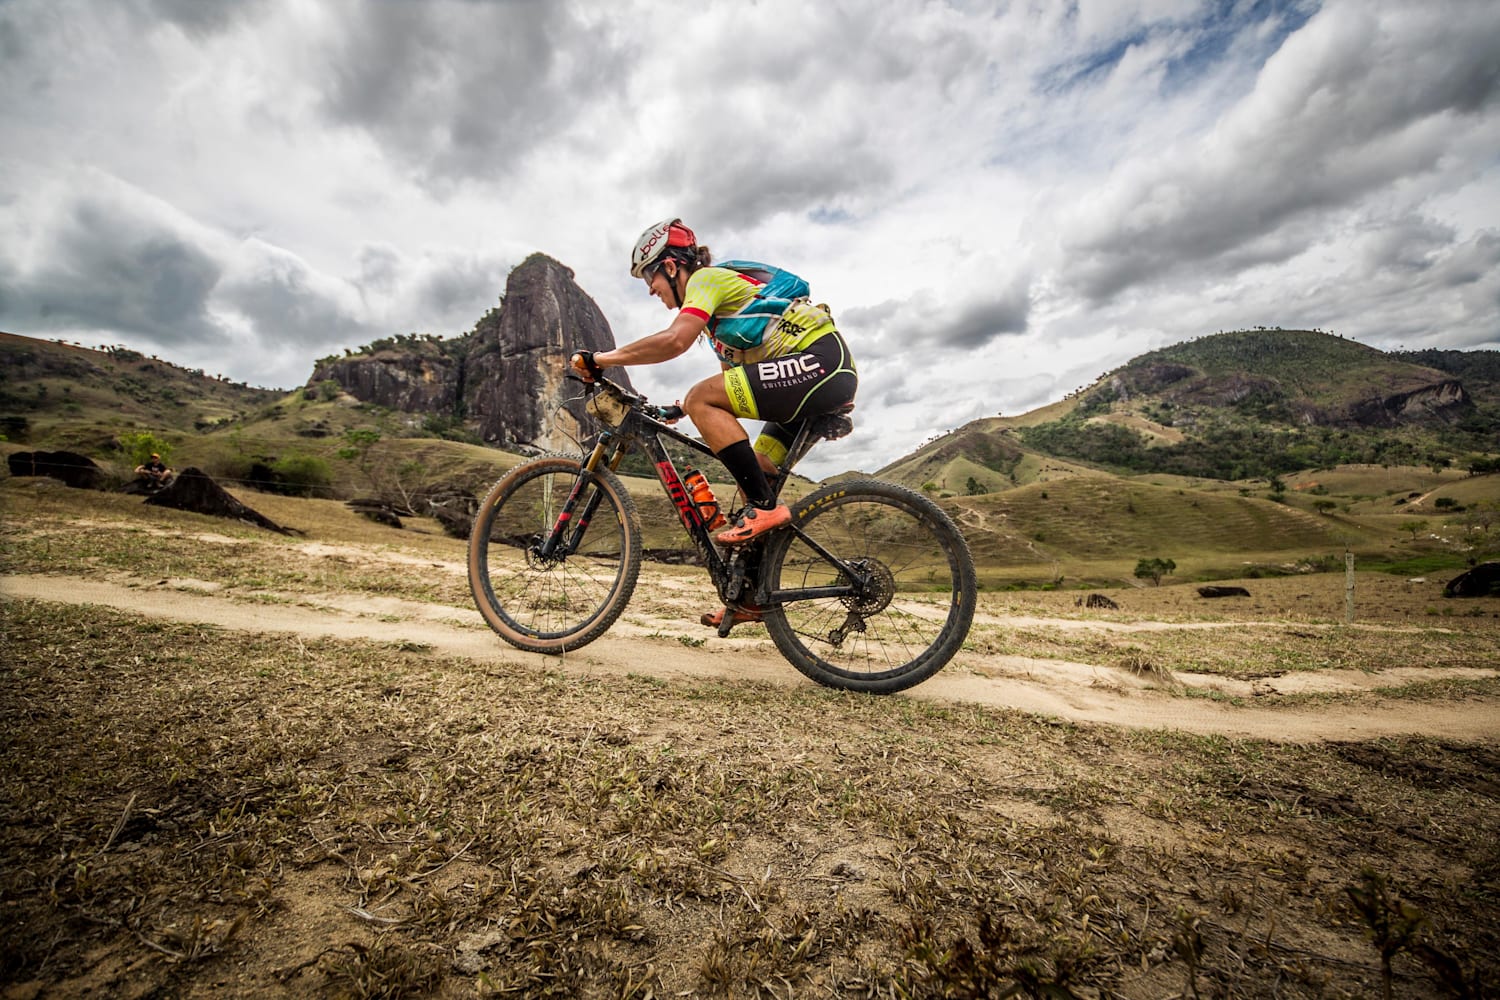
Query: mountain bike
xmin=466 ymin=374 xmax=976 ymax=694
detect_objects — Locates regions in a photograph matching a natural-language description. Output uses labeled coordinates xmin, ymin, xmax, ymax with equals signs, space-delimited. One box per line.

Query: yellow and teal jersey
xmin=680 ymin=266 xmax=837 ymax=365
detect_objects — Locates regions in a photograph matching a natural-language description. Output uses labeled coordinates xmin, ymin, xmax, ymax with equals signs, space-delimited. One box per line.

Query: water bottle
xmin=683 ymin=469 xmax=726 ymax=529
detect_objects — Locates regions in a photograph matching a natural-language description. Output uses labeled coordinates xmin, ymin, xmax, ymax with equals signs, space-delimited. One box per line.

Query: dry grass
xmin=3 ymin=477 xmax=1499 ymax=998
xmin=2 ymin=603 xmax=1497 ymax=998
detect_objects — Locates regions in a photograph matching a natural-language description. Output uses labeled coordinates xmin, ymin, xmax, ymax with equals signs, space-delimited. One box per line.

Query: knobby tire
xmin=467 ymin=456 xmax=641 ymax=654
xmin=762 ymin=479 xmax=976 ymax=693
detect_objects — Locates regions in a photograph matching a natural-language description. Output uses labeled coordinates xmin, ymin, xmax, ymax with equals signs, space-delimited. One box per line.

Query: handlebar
xmin=570 ymin=371 xmax=682 ymax=426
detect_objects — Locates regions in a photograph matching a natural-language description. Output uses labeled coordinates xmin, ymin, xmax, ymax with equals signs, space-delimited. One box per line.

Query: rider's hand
xmin=570 ymin=351 xmax=602 ymax=382
xmin=662 ymin=400 xmax=684 ymax=424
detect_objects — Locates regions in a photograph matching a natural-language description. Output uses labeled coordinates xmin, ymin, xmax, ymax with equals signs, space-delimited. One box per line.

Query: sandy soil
xmin=5 ymin=568 xmax=1496 ymax=744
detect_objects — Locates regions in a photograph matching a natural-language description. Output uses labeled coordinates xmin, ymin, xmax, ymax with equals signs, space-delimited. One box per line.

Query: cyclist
xmin=571 ymin=218 xmax=858 ymax=625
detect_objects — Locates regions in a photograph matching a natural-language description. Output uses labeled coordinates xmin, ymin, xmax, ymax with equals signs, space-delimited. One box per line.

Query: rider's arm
xmin=593 ymin=310 xmax=707 ymax=369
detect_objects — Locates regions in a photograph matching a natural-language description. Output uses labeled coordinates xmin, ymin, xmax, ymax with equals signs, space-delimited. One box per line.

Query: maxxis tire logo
xmin=796 ymin=490 xmax=845 ymax=518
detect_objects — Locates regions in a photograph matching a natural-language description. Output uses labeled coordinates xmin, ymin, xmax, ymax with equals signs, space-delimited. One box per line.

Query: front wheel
xmin=467 ymin=456 xmax=641 ymax=654
xmin=760 ymin=480 xmax=976 ymax=693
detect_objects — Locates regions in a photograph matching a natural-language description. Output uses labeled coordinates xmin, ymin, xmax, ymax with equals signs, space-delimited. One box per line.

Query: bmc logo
xmin=758 ymin=356 xmax=821 ymax=381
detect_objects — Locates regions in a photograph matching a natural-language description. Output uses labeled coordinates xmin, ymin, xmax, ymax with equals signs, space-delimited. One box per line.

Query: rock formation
xmin=308 ymin=253 xmax=631 ymax=453
xmin=145 ymin=468 xmax=294 ymax=534
xmin=7 ymin=450 xmax=105 ymax=489
xmin=1444 ymin=563 xmax=1500 ymax=598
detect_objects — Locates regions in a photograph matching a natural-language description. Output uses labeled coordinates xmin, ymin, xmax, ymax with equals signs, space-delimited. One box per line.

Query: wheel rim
xmin=771 ymin=493 xmax=966 ymax=680
xmin=477 ymin=468 xmax=629 ymax=640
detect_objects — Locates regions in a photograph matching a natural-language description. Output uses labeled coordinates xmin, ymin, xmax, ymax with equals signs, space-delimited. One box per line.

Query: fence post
xmin=1344 ymin=550 xmax=1355 ymax=623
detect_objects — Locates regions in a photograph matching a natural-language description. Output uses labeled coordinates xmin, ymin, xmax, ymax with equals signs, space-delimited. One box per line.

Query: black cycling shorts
xmin=722 ymin=331 xmax=857 ymax=467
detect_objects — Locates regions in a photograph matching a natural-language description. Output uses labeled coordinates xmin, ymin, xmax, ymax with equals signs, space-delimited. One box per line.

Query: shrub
xmin=118 ymin=431 xmax=173 ymax=467
xmin=270 ymin=454 xmax=333 ymax=497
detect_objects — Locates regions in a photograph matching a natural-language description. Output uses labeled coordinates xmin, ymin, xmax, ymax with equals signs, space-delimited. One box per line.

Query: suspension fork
xmin=535 ymin=438 xmax=620 ymax=560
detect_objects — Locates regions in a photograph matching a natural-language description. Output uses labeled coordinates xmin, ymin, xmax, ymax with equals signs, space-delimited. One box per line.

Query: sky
xmin=2 ymin=0 xmax=1498 ymax=477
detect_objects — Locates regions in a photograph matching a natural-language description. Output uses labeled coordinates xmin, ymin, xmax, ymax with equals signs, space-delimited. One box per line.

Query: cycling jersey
xmin=680 ymin=266 xmax=838 ymax=365
xmin=679 ymin=263 xmax=857 ymax=469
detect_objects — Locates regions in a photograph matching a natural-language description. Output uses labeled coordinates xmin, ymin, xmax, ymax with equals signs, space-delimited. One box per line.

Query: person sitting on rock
xmin=135 ymin=453 xmax=172 ymax=488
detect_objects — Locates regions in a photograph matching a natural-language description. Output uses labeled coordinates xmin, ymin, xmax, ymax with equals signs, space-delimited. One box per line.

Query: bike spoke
xmin=765 ymin=481 xmax=975 ymax=693
xmin=469 ymin=459 xmax=641 ymax=652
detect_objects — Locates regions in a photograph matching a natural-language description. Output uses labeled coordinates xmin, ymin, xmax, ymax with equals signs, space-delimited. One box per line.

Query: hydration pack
xmin=710 ymin=260 xmax=812 ymax=351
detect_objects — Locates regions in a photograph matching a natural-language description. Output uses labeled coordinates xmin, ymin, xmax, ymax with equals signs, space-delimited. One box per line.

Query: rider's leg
xmin=684 ymin=376 xmax=778 ymax=510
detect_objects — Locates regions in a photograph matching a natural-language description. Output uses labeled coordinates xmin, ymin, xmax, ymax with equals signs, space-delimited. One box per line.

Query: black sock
xmin=715 ymin=440 xmax=776 ymax=508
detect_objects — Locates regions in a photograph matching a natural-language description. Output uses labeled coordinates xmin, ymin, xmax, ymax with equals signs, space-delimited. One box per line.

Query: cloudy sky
xmin=3 ymin=0 xmax=1498 ymax=476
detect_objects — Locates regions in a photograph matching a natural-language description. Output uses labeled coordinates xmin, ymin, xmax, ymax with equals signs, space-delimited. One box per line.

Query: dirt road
xmin=6 ymin=572 xmax=1496 ymax=743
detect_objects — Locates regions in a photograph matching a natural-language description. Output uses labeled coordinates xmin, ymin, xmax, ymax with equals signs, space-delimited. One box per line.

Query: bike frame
xmin=536 ymin=379 xmax=869 ymax=612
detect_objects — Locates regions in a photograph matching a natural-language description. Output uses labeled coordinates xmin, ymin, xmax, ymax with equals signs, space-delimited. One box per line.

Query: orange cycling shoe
xmin=700 ymin=605 xmax=764 ymax=629
xmin=715 ymin=503 xmax=791 ymax=546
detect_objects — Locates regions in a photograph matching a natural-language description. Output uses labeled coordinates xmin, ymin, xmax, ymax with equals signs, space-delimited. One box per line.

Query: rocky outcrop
xmin=314 ymin=340 xmax=461 ymax=416
xmin=1198 ymin=585 xmax=1251 ymax=598
xmin=308 ymin=253 xmax=631 ymax=453
xmin=462 ymin=254 xmax=630 ymax=451
xmin=1345 ymin=379 xmax=1470 ymax=427
xmin=145 ymin=467 xmax=294 ymax=534
xmin=1121 ymin=363 xmax=1195 ymax=396
xmin=1444 ymin=562 xmax=1500 ymax=598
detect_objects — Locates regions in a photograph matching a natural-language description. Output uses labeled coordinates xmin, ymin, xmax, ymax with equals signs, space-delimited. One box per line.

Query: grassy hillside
xmin=0 ymin=333 xmax=282 ymax=445
xmin=1011 ymin=332 xmax=1498 ymax=481
xmin=939 ymin=475 xmax=1409 ymax=587
xmin=6 ymin=330 xmax=1497 ymax=590
xmin=0 ymin=332 xmax=535 ymax=500
xmin=876 ymin=418 xmax=1106 ymax=494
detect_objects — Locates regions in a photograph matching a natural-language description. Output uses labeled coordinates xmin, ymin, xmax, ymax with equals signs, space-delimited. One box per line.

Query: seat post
xmin=776 ymin=405 xmax=856 ymax=480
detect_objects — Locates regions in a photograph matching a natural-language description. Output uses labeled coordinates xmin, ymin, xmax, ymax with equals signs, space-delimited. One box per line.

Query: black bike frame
xmin=534 ymin=381 xmax=868 ymax=611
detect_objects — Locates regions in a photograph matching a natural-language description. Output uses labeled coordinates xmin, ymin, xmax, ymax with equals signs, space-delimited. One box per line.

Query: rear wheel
xmin=467 ymin=457 xmax=641 ymax=654
xmin=761 ymin=480 xmax=976 ymax=693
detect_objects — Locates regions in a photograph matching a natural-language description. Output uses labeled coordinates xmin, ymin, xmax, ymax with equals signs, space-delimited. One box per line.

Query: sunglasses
xmin=642 ymin=260 xmax=673 ymax=286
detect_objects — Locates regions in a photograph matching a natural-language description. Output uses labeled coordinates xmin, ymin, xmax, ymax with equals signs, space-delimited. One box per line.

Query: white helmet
xmin=630 ymin=218 xmax=697 ymax=278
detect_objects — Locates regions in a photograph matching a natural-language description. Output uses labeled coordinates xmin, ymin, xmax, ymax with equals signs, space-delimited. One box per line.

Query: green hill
xmin=0 ymin=333 xmax=281 ymax=445
xmin=895 ymin=331 xmax=1499 ymax=486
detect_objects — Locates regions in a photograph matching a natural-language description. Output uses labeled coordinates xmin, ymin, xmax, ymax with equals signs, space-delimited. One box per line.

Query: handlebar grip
xmin=571 ymin=350 xmax=603 ymax=381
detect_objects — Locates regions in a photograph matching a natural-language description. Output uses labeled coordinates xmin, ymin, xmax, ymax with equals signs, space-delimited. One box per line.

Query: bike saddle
xmin=809 ymin=403 xmax=855 ymax=442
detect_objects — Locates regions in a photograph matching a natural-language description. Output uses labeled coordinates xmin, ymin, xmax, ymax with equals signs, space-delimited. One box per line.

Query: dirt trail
xmin=6 ymin=573 xmax=1496 ymax=743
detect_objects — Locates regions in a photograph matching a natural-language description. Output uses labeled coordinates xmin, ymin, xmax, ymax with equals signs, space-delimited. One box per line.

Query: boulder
xmin=7 ymin=450 xmax=105 ymax=489
xmin=1444 ymin=563 xmax=1500 ymax=598
xmin=1198 ymin=585 xmax=1250 ymax=598
xmin=145 ymin=467 xmax=294 ymax=535
xmin=1077 ymin=593 xmax=1120 ymax=609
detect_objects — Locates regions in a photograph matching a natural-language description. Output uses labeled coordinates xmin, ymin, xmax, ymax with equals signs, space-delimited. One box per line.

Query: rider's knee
xmin=682 ymin=380 xmax=722 ymax=414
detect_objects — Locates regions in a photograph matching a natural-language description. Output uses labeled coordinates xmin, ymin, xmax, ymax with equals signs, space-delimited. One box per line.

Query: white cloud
xmin=0 ymin=0 xmax=1497 ymax=479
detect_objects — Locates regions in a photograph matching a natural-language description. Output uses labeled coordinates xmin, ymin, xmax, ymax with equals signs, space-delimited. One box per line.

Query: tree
xmin=1398 ymin=520 xmax=1424 ymax=541
xmin=1313 ymin=499 xmax=1338 ymax=515
xmin=1461 ymin=504 xmax=1498 ymax=534
xmin=1134 ymin=557 xmax=1177 ymax=586
xmin=338 ymin=427 xmax=383 ymax=482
